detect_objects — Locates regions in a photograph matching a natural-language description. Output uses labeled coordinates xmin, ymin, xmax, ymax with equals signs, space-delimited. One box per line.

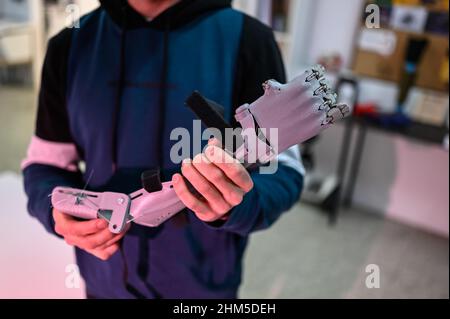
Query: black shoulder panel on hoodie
xmin=232 ymin=14 xmax=286 ymax=123
xmin=35 ymin=27 xmax=74 ymax=143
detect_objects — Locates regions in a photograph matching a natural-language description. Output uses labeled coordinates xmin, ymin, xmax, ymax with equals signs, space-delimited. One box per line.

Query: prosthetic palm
xmin=51 ymin=65 xmax=350 ymax=233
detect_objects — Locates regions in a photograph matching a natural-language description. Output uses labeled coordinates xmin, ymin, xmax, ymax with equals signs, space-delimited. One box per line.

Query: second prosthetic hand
xmin=51 ymin=65 xmax=350 ymax=233
xmin=51 ymin=169 xmax=185 ymax=233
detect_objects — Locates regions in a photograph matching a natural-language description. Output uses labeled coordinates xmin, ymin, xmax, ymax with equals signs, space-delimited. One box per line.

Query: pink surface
xmin=387 ymin=137 xmax=449 ymax=237
xmin=0 ymin=172 xmax=84 ymax=298
xmin=51 ymin=187 xmax=99 ymax=220
xmin=130 ymin=182 xmax=185 ymax=227
xmin=51 ymin=187 xmax=132 ymax=233
xmin=21 ymin=135 xmax=79 ymax=171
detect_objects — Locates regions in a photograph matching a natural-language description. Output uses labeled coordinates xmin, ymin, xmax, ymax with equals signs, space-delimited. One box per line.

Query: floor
xmin=239 ymin=203 xmax=449 ymax=298
xmin=0 ymin=85 xmax=448 ymax=299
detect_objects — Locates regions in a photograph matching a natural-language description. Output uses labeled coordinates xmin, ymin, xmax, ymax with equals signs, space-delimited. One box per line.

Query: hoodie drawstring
xmin=111 ymin=12 xmax=171 ymax=171
xmin=156 ymin=21 xmax=170 ymax=167
xmin=113 ymin=5 xmax=171 ymax=299
xmin=135 ymin=19 xmax=172 ymax=299
xmin=111 ymin=5 xmax=128 ymax=170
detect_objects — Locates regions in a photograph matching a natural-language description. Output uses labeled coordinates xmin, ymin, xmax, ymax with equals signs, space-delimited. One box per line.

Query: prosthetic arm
xmin=51 ymin=65 xmax=350 ymax=233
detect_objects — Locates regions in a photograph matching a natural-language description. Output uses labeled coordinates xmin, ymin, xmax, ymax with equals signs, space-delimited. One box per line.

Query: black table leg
xmin=328 ymin=117 xmax=354 ymax=224
xmin=343 ymin=118 xmax=367 ymax=207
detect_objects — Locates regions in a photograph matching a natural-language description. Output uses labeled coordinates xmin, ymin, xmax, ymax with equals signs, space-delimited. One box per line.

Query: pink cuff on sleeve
xmin=21 ymin=135 xmax=79 ymax=172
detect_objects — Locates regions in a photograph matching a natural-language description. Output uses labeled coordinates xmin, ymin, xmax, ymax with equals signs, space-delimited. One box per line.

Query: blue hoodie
xmin=22 ymin=0 xmax=303 ymax=298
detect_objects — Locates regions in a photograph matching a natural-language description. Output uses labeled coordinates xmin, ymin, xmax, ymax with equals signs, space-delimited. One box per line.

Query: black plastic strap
xmin=185 ymin=91 xmax=232 ymax=137
xmin=141 ymin=168 xmax=163 ymax=193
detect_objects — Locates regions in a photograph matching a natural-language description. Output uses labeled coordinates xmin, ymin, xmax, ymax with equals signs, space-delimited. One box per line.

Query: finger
xmin=67 ymin=229 xmax=123 ymax=252
xmin=53 ymin=209 xmax=72 ymax=235
xmin=204 ymin=146 xmax=254 ymax=192
xmin=63 ymin=234 xmax=78 ymax=247
xmin=99 ymin=230 xmax=127 ymax=249
xmin=192 ymin=153 xmax=245 ymax=206
xmin=82 ymin=226 xmax=117 ymax=250
xmin=69 ymin=218 xmax=108 ymax=237
xmin=87 ymin=250 xmax=105 ymax=261
xmin=184 ymin=157 xmax=231 ymax=214
xmin=103 ymin=243 xmax=120 ymax=258
xmin=102 ymin=221 xmax=130 ymax=247
xmin=172 ymin=173 xmax=214 ymax=218
xmin=88 ymin=243 xmax=119 ymax=261
xmin=207 ymin=137 xmax=222 ymax=148
xmin=53 ymin=209 xmax=108 ymax=236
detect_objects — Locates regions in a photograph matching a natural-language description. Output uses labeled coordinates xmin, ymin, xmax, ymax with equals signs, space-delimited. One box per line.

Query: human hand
xmin=53 ymin=209 xmax=128 ymax=260
xmin=172 ymin=139 xmax=254 ymax=222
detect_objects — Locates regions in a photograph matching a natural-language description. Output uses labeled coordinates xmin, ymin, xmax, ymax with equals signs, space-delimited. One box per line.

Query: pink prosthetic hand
xmin=233 ymin=65 xmax=349 ymax=162
xmin=51 ymin=65 xmax=350 ymax=233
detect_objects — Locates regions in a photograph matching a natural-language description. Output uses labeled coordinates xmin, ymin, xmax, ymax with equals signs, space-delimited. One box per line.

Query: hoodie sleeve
xmin=208 ymin=15 xmax=304 ymax=236
xmin=22 ymin=28 xmax=84 ymax=236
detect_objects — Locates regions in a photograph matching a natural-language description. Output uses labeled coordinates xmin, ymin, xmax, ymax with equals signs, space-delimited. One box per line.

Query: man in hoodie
xmin=22 ymin=0 xmax=304 ymax=298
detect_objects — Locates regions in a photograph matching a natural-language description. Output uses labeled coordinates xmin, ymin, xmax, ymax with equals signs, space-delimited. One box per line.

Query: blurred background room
xmin=0 ymin=0 xmax=448 ymax=298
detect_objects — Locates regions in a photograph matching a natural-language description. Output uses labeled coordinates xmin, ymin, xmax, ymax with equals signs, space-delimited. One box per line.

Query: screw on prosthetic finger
xmin=322 ymin=103 xmax=350 ymax=126
xmin=305 ymin=64 xmax=325 ymax=83
xmin=337 ymin=103 xmax=351 ymax=116
xmin=318 ymin=92 xmax=337 ymax=111
xmin=313 ymin=78 xmax=332 ymax=96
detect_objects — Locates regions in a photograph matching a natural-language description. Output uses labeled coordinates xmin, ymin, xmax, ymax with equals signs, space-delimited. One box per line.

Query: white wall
xmin=291 ymin=0 xmax=365 ymax=70
xmin=314 ymin=123 xmax=449 ymax=237
xmin=74 ymin=0 xmax=99 ymax=15
xmin=289 ymin=0 xmax=318 ymax=71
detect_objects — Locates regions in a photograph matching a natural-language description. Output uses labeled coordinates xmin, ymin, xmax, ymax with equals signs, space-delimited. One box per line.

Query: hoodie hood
xmin=101 ymin=0 xmax=233 ymax=170
xmin=99 ymin=0 xmax=233 ymax=30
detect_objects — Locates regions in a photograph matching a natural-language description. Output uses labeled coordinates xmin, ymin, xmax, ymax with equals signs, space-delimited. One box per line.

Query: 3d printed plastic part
xmin=51 ymin=65 xmax=350 ymax=233
xmin=52 ymin=169 xmax=185 ymax=233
